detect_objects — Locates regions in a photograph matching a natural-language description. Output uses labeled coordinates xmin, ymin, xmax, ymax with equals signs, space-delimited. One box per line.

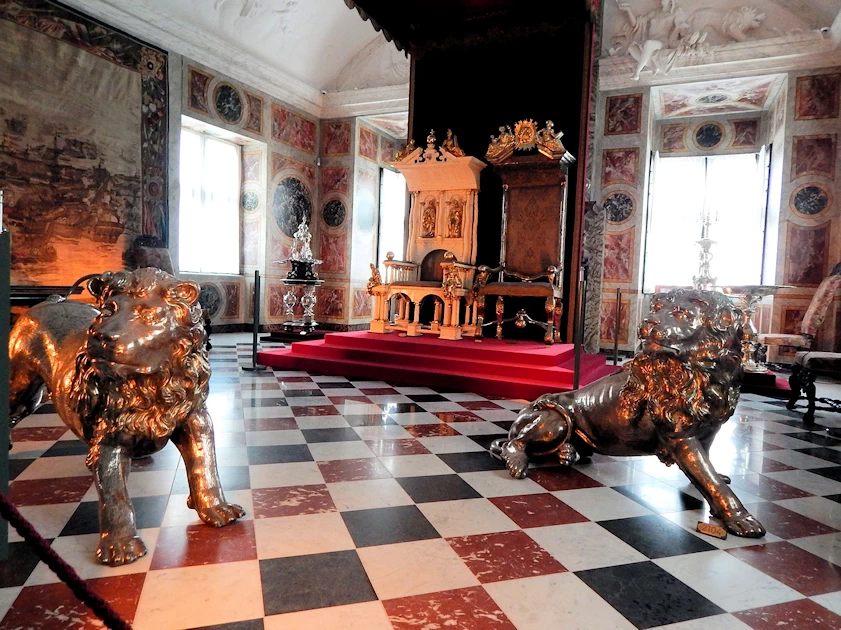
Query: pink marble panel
xmin=600 ymin=299 xmax=629 ymax=344
xmin=358 ymin=126 xmax=379 ymax=161
xmin=322 ymin=122 xmax=350 ymax=156
xmin=221 ymin=282 xmax=240 ymax=319
xmin=271 ymin=104 xmax=317 ymax=153
xmin=603 ymin=228 xmax=634 ymax=283
xmin=792 ymin=135 xmax=837 ymax=180
xmin=243 ymin=91 xmax=263 ymax=135
xmin=318 ymin=232 xmax=348 ymax=274
xmin=601 ymin=148 xmax=639 ymax=186
xmin=270 ymin=152 xmax=315 ymax=183
xmin=353 ymin=288 xmax=371 ymax=318
xmin=380 ymin=136 xmax=396 ymax=162
xmin=731 ymin=119 xmax=759 ymax=148
xmin=784 ymin=222 xmax=829 ymax=287
xmin=187 ymin=66 xmax=211 ymax=114
xmin=605 ymin=94 xmax=642 ymax=135
xmin=796 ymin=73 xmax=841 ymax=120
xmin=242 ymin=150 xmax=261 ymax=183
xmin=317 ymin=287 xmax=345 ymax=318
xmin=661 ymin=124 xmax=687 ymax=152
xmin=322 ymin=165 xmax=350 ymax=196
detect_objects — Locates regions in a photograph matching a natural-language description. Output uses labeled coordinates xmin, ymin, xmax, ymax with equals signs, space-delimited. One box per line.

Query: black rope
xmin=0 ymin=492 xmax=132 ymax=630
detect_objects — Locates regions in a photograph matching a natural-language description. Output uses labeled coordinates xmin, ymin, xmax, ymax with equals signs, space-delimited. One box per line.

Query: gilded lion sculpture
xmin=9 ymin=268 xmax=244 ymax=565
xmin=491 ymin=289 xmax=765 ymax=538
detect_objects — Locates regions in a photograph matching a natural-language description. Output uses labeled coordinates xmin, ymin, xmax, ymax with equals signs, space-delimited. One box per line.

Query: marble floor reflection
xmin=3 ymin=336 xmax=841 ymax=629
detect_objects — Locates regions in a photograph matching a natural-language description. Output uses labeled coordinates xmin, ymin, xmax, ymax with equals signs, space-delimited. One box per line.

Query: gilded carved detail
xmin=447 ymin=197 xmax=464 ymax=239
xmin=421 ymin=197 xmax=437 ymax=238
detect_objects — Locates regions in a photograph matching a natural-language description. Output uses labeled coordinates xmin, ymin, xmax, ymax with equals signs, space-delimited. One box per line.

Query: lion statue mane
xmin=9 ymin=268 xmax=244 ymax=566
xmin=491 ymin=289 xmax=766 ymax=538
xmin=686 ymin=6 xmax=766 ymax=44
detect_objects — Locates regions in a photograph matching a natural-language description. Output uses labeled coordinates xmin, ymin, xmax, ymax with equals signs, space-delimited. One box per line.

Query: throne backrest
xmin=420 ymin=249 xmax=448 ymax=282
xmin=802 ymin=262 xmax=841 ymax=337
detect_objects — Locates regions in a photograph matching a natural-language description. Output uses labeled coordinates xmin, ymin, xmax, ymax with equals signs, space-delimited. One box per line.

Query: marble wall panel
xmin=322 ymin=122 xmax=351 ymax=156
xmin=317 ymin=287 xmax=345 ymax=318
xmin=661 ymin=123 xmax=688 ymax=152
xmin=601 ymin=148 xmax=639 ymax=187
xmin=784 ymin=222 xmax=830 ymax=287
xmin=322 ymin=165 xmax=350 ymax=196
xmin=270 ymin=152 xmax=316 ymax=184
xmin=352 ymin=288 xmax=372 ymax=318
xmin=358 ymin=126 xmax=378 ymax=162
xmin=603 ymin=228 xmax=634 ymax=283
xmin=222 ymin=282 xmax=241 ymax=319
xmin=792 ymin=135 xmax=837 ymax=180
xmin=795 ymin=73 xmax=841 ymax=120
xmin=243 ymin=91 xmax=263 ymax=135
xmin=599 ymin=298 xmax=630 ymax=344
xmin=605 ymin=93 xmax=642 ymax=135
xmin=319 ymin=232 xmax=348 ymax=274
xmin=271 ymin=104 xmax=317 ymax=153
xmin=188 ymin=66 xmax=212 ymax=115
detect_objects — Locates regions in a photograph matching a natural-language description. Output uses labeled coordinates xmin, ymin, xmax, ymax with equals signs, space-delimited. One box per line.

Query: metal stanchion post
xmin=573 ymin=268 xmax=586 ymax=390
xmin=242 ymin=270 xmax=267 ymax=372
xmin=613 ymin=288 xmax=621 ymax=366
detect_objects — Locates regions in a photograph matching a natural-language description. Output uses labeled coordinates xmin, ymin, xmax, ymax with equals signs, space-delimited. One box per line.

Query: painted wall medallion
xmin=272 ymin=177 xmax=312 ymax=238
xmin=199 ymin=284 xmax=222 ymax=318
xmin=795 ymin=73 xmax=841 ymax=120
xmin=603 ymin=192 xmax=634 ymax=223
xmin=792 ymin=184 xmax=831 ymax=217
xmin=241 ymin=191 xmax=259 ymax=212
xmin=322 ymin=199 xmax=346 ymax=228
xmin=213 ymin=83 xmax=243 ymax=124
xmin=792 ymin=135 xmax=837 ymax=180
xmin=601 ymin=148 xmax=639 ymax=186
xmin=731 ymin=119 xmax=759 ymax=149
xmin=697 ymin=94 xmax=728 ymax=104
xmin=694 ymin=122 xmax=724 ymax=149
xmin=243 ymin=91 xmax=263 ymax=135
xmin=188 ymin=67 xmax=212 ymax=114
xmin=605 ymin=94 xmax=642 ymax=135
xmin=661 ymin=124 xmax=687 ymax=152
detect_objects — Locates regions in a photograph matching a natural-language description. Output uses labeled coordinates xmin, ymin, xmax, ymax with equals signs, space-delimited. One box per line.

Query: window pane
xmin=705 ymin=153 xmax=764 ymax=287
xmin=643 ymin=155 xmax=706 ymax=292
xmin=643 ymin=153 xmax=765 ymax=293
xmin=178 ymin=128 xmax=240 ymax=274
xmin=378 ymin=168 xmax=407 ymax=271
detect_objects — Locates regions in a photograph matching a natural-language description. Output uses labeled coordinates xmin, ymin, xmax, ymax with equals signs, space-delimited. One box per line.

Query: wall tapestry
xmin=0 ymin=0 xmax=168 ymax=285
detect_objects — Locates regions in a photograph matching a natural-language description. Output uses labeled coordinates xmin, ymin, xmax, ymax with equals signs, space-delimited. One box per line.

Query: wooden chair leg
xmin=787 ymin=365 xmax=803 ymax=411
xmin=544 ymin=296 xmax=554 ymax=345
xmin=803 ymin=367 xmax=817 ymax=425
xmin=553 ymin=299 xmax=563 ymax=343
xmin=495 ymin=296 xmax=504 ymax=340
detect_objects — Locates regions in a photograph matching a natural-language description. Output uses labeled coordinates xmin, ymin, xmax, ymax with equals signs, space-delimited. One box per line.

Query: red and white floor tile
xmin=3 ymin=341 xmax=841 ymax=629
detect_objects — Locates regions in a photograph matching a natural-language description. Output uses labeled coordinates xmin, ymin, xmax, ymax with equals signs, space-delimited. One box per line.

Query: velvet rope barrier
xmin=0 ymin=492 xmax=132 ymax=630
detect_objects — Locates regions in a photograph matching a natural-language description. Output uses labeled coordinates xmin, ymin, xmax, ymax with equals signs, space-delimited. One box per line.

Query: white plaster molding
xmin=599 ymin=33 xmax=841 ymax=91
xmin=61 ymin=0 xmax=408 ymax=119
xmin=321 ymin=85 xmax=410 ymax=119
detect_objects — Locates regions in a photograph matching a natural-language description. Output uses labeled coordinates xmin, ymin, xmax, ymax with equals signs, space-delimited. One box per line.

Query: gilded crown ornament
xmin=486 ymin=119 xmax=569 ymax=164
xmin=392 ymin=128 xmax=467 ymax=164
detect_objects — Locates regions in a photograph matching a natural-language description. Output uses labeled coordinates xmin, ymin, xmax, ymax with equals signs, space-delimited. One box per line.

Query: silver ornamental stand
xmin=242 ymin=270 xmax=267 ymax=372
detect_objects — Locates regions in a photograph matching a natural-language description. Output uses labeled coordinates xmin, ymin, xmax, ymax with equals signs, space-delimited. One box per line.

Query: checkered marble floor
xmin=4 ymin=342 xmax=841 ymax=629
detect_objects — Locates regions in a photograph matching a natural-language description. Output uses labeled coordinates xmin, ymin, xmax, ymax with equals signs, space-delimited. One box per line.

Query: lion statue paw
xmin=722 ymin=513 xmax=766 ymax=538
xmin=96 ymin=536 xmax=148 ymax=567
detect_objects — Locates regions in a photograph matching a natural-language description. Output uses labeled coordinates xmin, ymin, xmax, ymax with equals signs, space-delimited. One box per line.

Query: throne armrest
xmin=473 ymin=263 xmax=561 ymax=290
xmin=383 ymin=259 xmax=420 ymax=284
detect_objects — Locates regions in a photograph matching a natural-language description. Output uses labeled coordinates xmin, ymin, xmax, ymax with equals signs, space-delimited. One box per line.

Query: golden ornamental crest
xmin=486 ymin=119 xmax=568 ymax=165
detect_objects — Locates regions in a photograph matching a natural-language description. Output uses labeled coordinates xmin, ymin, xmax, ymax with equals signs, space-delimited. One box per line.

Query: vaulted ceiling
xmin=64 ymin=0 xmax=410 ymax=117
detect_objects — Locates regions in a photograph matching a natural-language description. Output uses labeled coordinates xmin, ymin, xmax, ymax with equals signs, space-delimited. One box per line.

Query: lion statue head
xmin=69 ymin=268 xmax=210 ymax=468
xmin=619 ymin=289 xmax=745 ymax=437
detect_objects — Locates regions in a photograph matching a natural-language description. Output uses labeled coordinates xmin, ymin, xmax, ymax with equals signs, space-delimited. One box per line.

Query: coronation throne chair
xmin=759 ymin=263 xmax=841 ymax=423
xmin=367 ymin=130 xmax=486 ymax=340
xmin=473 ymin=120 xmax=574 ymax=345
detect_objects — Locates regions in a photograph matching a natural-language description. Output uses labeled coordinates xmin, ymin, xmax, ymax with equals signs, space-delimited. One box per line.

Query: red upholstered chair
xmin=759 ymin=263 xmax=841 ymax=423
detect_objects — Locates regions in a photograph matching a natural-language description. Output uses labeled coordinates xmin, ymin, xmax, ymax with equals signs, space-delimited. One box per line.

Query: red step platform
xmin=257 ymin=331 xmax=619 ymax=401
